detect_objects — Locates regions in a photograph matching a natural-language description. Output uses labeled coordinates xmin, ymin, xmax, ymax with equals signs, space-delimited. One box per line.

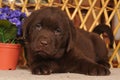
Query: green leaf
xmin=0 ymin=20 xmax=17 ymax=43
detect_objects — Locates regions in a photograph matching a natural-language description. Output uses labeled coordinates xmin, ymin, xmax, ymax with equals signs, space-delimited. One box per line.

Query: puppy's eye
xmin=35 ymin=23 xmax=42 ymax=30
xmin=55 ymin=28 xmax=62 ymax=35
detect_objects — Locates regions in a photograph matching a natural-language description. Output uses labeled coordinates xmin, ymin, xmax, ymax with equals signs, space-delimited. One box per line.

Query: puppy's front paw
xmin=88 ymin=65 xmax=110 ymax=76
xmin=31 ymin=64 xmax=52 ymax=75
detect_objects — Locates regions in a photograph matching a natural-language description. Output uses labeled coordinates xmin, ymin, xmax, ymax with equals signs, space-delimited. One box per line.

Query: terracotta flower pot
xmin=0 ymin=43 xmax=21 ymax=70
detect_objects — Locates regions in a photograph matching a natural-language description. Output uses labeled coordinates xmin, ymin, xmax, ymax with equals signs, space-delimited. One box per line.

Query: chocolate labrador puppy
xmin=23 ymin=7 xmax=111 ymax=76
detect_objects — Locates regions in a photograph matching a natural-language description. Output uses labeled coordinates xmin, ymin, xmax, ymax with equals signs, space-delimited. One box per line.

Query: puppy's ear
xmin=22 ymin=11 xmax=39 ymax=40
xmin=67 ymin=20 xmax=76 ymax=52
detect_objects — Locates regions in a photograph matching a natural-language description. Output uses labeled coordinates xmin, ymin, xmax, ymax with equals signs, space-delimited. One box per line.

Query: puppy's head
xmin=23 ymin=7 xmax=75 ymax=58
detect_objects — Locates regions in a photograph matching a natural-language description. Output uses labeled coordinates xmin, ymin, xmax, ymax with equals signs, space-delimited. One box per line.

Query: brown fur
xmin=23 ymin=7 xmax=110 ymax=76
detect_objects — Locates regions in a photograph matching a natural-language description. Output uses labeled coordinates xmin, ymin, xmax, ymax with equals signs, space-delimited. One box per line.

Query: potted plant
xmin=0 ymin=7 xmax=26 ymax=70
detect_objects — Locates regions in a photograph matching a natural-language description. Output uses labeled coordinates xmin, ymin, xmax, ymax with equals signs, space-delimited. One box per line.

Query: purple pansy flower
xmin=0 ymin=13 xmax=7 ymax=19
xmin=0 ymin=7 xmax=26 ymax=36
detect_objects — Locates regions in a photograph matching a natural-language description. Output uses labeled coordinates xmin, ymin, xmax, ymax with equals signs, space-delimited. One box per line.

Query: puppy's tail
xmin=93 ymin=24 xmax=114 ymax=48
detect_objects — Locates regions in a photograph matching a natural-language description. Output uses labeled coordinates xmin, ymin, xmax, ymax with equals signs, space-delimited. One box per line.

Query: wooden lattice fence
xmin=0 ymin=0 xmax=120 ymax=68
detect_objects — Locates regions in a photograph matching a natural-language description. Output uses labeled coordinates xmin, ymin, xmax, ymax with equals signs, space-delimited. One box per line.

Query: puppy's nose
xmin=40 ymin=40 xmax=48 ymax=46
